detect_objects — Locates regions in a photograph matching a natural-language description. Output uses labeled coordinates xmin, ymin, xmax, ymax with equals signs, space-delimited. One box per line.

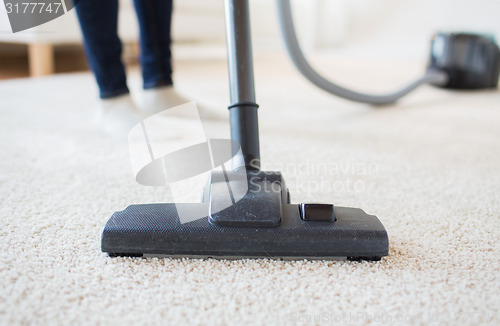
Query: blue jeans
xmin=75 ymin=0 xmax=173 ymax=99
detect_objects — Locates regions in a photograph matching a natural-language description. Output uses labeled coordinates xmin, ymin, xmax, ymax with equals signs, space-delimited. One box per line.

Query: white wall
xmin=177 ymin=0 xmax=500 ymax=58
xmin=341 ymin=0 xmax=500 ymax=58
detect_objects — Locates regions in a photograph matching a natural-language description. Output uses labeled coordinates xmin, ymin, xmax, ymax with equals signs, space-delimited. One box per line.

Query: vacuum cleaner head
xmin=101 ymin=204 xmax=388 ymax=260
xmin=102 ymin=171 xmax=389 ymax=260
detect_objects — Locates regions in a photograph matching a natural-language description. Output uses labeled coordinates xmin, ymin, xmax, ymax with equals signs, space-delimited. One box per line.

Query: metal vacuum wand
xmin=225 ymin=0 xmax=261 ymax=170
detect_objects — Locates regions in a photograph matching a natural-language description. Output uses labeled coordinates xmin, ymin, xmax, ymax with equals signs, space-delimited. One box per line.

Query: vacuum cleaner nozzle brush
xmin=101 ymin=171 xmax=389 ymax=261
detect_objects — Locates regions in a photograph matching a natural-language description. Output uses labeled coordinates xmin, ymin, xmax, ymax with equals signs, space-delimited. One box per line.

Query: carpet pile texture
xmin=1 ymin=51 xmax=499 ymax=325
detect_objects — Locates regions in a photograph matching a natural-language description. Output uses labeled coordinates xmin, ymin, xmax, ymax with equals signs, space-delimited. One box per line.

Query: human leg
xmin=75 ymin=1 xmax=144 ymax=137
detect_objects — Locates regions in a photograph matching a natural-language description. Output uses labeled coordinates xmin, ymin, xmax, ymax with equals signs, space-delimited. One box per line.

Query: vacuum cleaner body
xmin=428 ymin=32 xmax=500 ymax=89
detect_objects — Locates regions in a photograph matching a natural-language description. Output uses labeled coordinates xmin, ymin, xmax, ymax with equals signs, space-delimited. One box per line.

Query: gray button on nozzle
xmin=299 ymin=203 xmax=336 ymax=222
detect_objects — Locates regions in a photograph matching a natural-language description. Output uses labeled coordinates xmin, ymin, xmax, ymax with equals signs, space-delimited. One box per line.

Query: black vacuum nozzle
xmin=101 ymin=171 xmax=389 ymax=261
xmin=428 ymin=32 xmax=500 ymax=89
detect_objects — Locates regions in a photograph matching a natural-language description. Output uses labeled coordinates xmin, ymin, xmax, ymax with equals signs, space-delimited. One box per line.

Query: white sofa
xmin=0 ymin=0 xmax=351 ymax=77
xmin=0 ymin=0 xmax=226 ymax=76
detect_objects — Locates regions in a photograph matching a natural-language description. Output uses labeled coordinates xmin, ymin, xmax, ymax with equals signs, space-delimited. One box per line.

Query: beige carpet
xmin=1 ymin=51 xmax=499 ymax=325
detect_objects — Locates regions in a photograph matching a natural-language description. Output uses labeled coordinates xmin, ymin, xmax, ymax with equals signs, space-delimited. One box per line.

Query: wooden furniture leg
xmin=28 ymin=43 xmax=54 ymax=77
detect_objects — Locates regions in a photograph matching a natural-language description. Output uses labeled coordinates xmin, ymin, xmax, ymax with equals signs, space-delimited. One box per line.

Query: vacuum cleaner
xmin=101 ymin=0 xmax=500 ymax=260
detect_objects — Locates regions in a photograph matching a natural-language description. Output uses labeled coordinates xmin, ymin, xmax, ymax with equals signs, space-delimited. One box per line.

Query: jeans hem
xmin=143 ymin=80 xmax=173 ymax=90
xmin=100 ymin=88 xmax=130 ymax=99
